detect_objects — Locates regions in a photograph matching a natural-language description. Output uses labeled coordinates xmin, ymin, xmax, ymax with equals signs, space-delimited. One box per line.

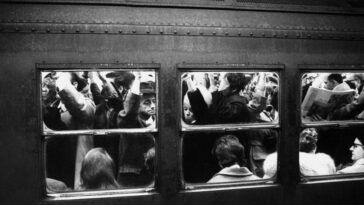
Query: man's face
xmin=42 ymin=77 xmax=57 ymax=102
xmin=350 ymin=138 xmax=364 ymax=162
xmin=324 ymin=79 xmax=336 ymax=90
xmin=140 ymin=94 xmax=156 ymax=117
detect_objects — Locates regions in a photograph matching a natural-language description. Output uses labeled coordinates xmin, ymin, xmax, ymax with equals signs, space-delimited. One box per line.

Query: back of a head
xmin=225 ymin=73 xmax=248 ymax=93
xmin=212 ymin=135 xmax=245 ymax=168
xmin=114 ymin=72 xmax=135 ymax=90
xmin=299 ymin=128 xmax=318 ymax=153
xmin=80 ymin=148 xmax=118 ymax=190
xmin=328 ymin=74 xmax=343 ymax=84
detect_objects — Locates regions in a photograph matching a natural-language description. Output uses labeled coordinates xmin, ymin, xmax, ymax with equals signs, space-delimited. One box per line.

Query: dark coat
xmin=46 ymin=84 xmax=95 ymax=189
xmin=329 ymin=90 xmax=364 ymax=120
xmin=210 ymin=89 xmax=251 ymax=124
xmin=116 ymin=92 xmax=155 ymax=186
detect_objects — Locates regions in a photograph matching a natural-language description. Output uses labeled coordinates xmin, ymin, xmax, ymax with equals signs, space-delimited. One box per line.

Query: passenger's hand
xmin=54 ymin=72 xmax=72 ymax=91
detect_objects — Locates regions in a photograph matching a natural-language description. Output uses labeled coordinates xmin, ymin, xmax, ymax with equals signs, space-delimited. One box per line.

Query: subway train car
xmin=1 ymin=0 xmax=364 ymax=205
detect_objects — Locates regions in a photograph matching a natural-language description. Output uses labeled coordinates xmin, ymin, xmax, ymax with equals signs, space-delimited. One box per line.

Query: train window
xmin=180 ymin=69 xmax=281 ymax=186
xmin=301 ymin=72 xmax=364 ymax=124
xmin=45 ymin=133 xmax=155 ymax=193
xmin=296 ymin=127 xmax=364 ymax=177
xmin=300 ymin=71 xmax=364 ymax=178
xmin=181 ymin=72 xmax=279 ymax=128
xmin=41 ymin=70 xmax=157 ymax=133
xmin=183 ymin=129 xmax=279 ymax=184
xmin=40 ymin=66 xmax=158 ymax=195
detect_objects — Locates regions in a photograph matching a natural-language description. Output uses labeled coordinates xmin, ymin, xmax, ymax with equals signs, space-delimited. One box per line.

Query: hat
xmin=140 ymin=81 xmax=156 ymax=95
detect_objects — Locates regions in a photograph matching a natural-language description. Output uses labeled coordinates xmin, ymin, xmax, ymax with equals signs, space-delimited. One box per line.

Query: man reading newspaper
xmin=302 ymin=73 xmax=357 ymax=121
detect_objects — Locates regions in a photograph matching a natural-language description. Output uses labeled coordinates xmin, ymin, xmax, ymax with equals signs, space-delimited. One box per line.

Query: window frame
xmin=299 ymin=64 xmax=364 ymax=182
xmin=37 ymin=62 xmax=161 ymax=198
xmin=177 ymin=63 xmax=285 ymax=189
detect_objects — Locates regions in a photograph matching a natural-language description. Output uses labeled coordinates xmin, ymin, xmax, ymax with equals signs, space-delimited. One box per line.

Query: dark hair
xmin=80 ymin=148 xmax=119 ymax=190
xmin=299 ymin=128 xmax=318 ymax=153
xmin=70 ymin=72 xmax=89 ymax=92
xmin=212 ymin=135 xmax=245 ymax=167
xmin=114 ymin=72 xmax=135 ymax=90
xmin=327 ymin=74 xmax=343 ymax=84
xmin=225 ymin=73 xmax=248 ymax=93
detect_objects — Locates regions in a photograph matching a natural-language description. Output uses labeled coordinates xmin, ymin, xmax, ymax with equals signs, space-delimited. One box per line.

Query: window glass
xmin=45 ymin=133 xmax=155 ymax=193
xmin=182 ymin=129 xmax=278 ymax=184
xmin=41 ymin=71 xmax=157 ymax=132
xmin=181 ymin=72 xmax=279 ymax=126
xmin=298 ymin=127 xmax=364 ymax=176
xmin=301 ymin=72 xmax=364 ymax=123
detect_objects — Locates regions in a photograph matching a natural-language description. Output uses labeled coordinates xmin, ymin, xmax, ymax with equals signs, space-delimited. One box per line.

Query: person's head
xmin=42 ymin=73 xmax=57 ymax=103
xmin=218 ymin=73 xmax=248 ymax=93
xmin=350 ymin=137 xmax=364 ymax=162
xmin=299 ymin=128 xmax=318 ymax=153
xmin=106 ymin=71 xmax=135 ymax=94
xmin=144 ymin=147 xmax=155 ymax=174
xmin=212 ymin=135 xmax=245 ymax=168
xmin=324 ymin=74 xmax=343 ymax=90
xmin=80 ymin=148 xmax=118 ymax=190
xmin=69 ymin=72 xmax=90 ymax=95
xmin=183 ymin=94 xmax=195 ymax=124
xmin=353 ymin=74 xmax=364 ymax=89
xmin=139 ymin=82 xmax=156 ymax=118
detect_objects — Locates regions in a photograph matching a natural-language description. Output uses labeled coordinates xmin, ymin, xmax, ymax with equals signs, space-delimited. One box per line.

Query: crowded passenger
xmin=337 ymin=136 xmax=364 ymax=174
xmin=79 ymin=148 xmax=119 ymax=190
xmin=208 ymin=135 xmax=260 ymax=183
xmin=298 ymin=128 xmax=336 ymax=175
xmin=263 ymin=128 xmax=336 ymax=178
xmin=43 ymin=72 xmax=95 ymax=189
xmin=116 ymin=72 xmax=155 ymax=187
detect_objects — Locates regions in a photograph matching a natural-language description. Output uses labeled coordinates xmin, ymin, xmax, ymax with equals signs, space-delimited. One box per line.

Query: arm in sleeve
xmin=330 ymin=91 xmax=364 ymax=120
xmin=58 ymin=84 xmax=95 ymax=122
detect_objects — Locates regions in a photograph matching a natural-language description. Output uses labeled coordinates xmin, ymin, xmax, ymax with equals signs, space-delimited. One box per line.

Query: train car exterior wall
xmin=1 ymin=2 xmax=364 ymax=205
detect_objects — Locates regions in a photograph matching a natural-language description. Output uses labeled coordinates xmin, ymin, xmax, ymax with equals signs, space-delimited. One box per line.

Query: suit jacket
xmin=329 ymin=90 xmax=364 ymax=120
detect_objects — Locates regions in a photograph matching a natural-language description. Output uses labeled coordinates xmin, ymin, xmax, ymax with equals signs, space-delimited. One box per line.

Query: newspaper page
xmin=302 ymin=86 xmax=355 ymax=120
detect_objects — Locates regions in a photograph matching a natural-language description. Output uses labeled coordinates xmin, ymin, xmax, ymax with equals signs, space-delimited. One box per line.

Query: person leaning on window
xmin=207 ymin=135 xmax=260 ymax=183
xmin=337 ymin=136 xmax=364 ymax=174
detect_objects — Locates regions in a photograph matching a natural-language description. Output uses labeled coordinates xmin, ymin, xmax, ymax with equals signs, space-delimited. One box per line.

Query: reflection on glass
xmin=45 ymin=133 xmax=155 ymax=193
xmin=302 ymin=73 xmax=364 ymax=122
xmin=41 ymin=71 xmax=156 ymax=131
xmin=181 ymin=72 xmax=279 ymax=126
xmin=183 ymin=130 xmax=278 ymax=183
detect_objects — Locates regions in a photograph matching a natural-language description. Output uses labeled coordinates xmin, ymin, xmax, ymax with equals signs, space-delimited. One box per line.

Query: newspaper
xmin=302 ymin=86 xmax=355 ymax=120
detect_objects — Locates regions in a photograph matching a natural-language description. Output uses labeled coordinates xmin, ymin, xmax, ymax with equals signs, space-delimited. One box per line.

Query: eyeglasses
xmin=352 ymin=143 xmax=364 ymax=149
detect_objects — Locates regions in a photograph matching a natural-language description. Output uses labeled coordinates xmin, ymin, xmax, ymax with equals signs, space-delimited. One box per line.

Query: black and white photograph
xmin=1 ymin=0 xmax=364 ymax=204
